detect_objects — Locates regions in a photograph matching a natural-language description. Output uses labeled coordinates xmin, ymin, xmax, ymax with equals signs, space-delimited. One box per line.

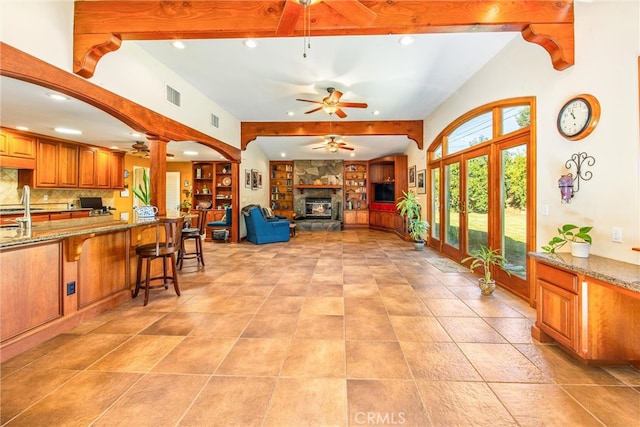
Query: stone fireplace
xmin=293 ymin=160 xmax=343 ymax=220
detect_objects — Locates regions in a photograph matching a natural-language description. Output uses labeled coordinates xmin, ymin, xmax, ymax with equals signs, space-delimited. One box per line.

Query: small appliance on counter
xmin=79 ymin=197 xmax=112 ymax=216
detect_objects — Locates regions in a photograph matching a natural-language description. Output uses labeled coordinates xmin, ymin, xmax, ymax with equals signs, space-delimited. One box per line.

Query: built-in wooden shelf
xmin=296 ymin=185 xmax=342 ymax=194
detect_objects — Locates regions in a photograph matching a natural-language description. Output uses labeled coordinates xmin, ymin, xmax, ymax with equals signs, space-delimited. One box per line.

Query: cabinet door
xmin=537 ymin=279 xmax=579 ymax=352
xmin=49 ymin=212 xmax=72 ymax=220
xmin=78 ymin=147 xmax=97 ymax=187
xmin=10 ymin=133 xmax=36 ymax=158
xmin=356 ymin=210 xmax=369 ymax=225
xmin=58 ymin=143 xmax=79 ymax=187
xmin=35 ymin=140 xmax=59 ymax=187
xmin=343 ymin=210 xmax=356 ymax=225
xmin=95 ymin=149 xmax=111 ymax=188
xmin=0 ymin=130 xmax=8 ymax=156
xmin=110 ymin=152 xmax=125 ymax=189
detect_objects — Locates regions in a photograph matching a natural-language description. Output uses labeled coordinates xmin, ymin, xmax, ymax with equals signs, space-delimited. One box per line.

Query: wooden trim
xmin=73 ymin=1 xmax=574 ymax=77
xmin=241 ymin=120 xmax=423 ymax=151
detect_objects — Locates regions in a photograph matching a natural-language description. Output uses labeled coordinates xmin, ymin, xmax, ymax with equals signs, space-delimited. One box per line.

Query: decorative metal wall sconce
xmin=558 ymin=152 xmax=595 ymax=203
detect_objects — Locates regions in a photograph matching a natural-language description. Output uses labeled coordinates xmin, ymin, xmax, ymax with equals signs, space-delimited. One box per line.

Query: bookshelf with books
xmin=270 ymin=160 xmax=294 ymax=219
xmin=343 ymin=161 xmax=369 ymax=227
xmin=192 ymin=161 xmax=232 ymax=217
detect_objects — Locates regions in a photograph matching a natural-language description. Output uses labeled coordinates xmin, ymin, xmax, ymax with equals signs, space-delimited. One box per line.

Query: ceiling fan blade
xmin=296 ymin=98 xmax=323 ymax=104
xmin=327 ymin=89 xmax=343 ymax=103
xmin=312 ymin=146 xmax=326 ymax=150
xmin=276 ymin=0 xmax=302 ymax=36
xmin=340 ymin=146 xmax=355 ymax=151
xmin=335 ymin=108 xmax=347 ymax=118
xmin=324 ymin=0 xmax=377 ymax=27
xmin=339 ymin=102 xmax=368 ymax=109
xmin=304 ymin=106 xmax=324 ymax=114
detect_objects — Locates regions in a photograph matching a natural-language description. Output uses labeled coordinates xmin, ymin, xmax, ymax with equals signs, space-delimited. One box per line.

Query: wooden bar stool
xmin=178 ymin=209 xmax=207 ymax=269
xmin=133 ymin=216 xmax=184 ymax=306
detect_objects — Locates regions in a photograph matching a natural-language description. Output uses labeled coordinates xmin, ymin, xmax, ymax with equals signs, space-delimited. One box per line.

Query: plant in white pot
xmin=132 ymin=169 xmax=158 ymax=218
xmin=542 ymin=224 xmax=593 ymax=258
xmin=461 ymin=246 xmax=511 ymax=295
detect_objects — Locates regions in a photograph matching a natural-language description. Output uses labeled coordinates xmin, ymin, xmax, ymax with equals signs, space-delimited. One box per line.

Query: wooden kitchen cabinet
xmin=532 ymin=258 xmax=640 ymax=367
xmin=35 ymin=139 xmax=79 ymax=188
xmin=78 ymin=146 xmax=97 ymax=187
xmin=0 ymin=128 xmax=36 ymax=159
xmin=343 ymin=209 xmax=369 ymax=227
xmin=95 ymin=149 xmax=111 ymax=188
xmin=110 ymin=152 xmax=125 ymax=189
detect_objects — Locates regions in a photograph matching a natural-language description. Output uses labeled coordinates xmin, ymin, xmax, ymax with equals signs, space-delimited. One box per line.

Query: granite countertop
xmin=0 ymin=208 xmax=93 ymax=215
xmin=529 ymin=252 xmax=640 ymax=294
xmin=0 ymin=215 xmax=181 ymax=249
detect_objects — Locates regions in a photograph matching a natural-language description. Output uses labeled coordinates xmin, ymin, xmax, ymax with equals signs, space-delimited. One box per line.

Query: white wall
xmin=237 ymin=143 xmax=271 ymax=237
xmin=418 ymin=1 xmax=640 ymax=264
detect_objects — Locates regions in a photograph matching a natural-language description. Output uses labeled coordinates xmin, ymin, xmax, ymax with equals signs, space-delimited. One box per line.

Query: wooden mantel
xmin=73 ymin=1 xmax=575 ymax=79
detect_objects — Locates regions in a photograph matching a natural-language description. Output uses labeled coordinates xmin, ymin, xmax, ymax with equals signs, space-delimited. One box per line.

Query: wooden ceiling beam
xmin=241 ymin=120 xmax=423 ymax=150
xmin=73 ymin=1 xmax=574 ymax=77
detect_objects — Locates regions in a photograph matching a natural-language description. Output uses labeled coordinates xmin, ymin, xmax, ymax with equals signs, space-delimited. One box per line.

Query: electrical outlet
xmin=66 ymin=281 xmax=76 ymax=295
xmin=612 ymin=227 xmax=623 ymax=243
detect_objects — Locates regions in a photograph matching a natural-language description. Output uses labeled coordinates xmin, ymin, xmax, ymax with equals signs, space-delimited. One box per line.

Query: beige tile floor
xmin=2 ymin=229 xmax=639 ymax=426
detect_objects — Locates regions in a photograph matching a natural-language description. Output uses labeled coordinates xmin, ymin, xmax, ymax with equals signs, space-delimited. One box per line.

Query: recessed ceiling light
xmin=54 ymin=127 xmax=82 ymax=135
xmin=47 ymin=93 xmax=68 ymax=101
xmin=287 ymin=111 xmax=294 ymax=116
xmin=129 ymin=132 xmax=142 ymax=138
xmin=399 ymin=36 xmax=415 ymax=46
xmin=16 ymin=126 xmax=29 ymax=131
xmin=183 ymin=150 xmax=199 ymax=156
xmin=110 ymin=145 xmax=119 ymax=149
xmin=350 ymin=152 xmax=355 ymax=157
xmin=243 ymin=39 xmax=258 ymax=49
xmin=280 ymin=152 xmax=287 ymax=157
xmin=171 ymin=40 xmax=186 ymax=49
xmin=372 ymin=110 xmax=380 ymax=115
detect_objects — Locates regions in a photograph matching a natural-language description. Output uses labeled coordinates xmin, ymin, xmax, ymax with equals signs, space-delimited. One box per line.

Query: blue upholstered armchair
xmin=243 ymin=205 xmax=290 ymax=244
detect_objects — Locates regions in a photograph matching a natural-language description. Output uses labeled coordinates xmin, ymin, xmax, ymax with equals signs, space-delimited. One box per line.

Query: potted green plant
xmin=542 ymin=224 xmax=593 ymax=258
xmin=461 ymin=246 xmax=511 ymax=295
xmin=396 ymin=190 xmax=429 ymax=250
xmin=409 ymin=219 xmax=430 ymax=251
xmin=132 ymin=169 xmax=157 ymax=218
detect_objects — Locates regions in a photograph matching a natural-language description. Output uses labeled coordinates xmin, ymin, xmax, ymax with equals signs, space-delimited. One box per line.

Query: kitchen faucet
xmin=17 ymin=185 xmax=31 ymax=230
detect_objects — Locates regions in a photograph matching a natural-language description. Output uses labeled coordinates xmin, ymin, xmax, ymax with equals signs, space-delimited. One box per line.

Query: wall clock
xmin=557 ymin=94 xmax=600 ymax=141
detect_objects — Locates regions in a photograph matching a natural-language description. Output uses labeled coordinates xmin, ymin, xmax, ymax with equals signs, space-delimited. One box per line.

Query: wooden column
xmin=147 ymin=134 xmax=168 ymax=216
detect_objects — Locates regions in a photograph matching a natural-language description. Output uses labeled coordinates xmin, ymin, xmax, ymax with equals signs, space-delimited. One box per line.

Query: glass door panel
xmin=500 ymin=144 xmax=527 ymax=279
xmin=466 ymin=155 xmax=489 ymax=254
xmin=430 ymin=167 xmax=440 ymax=241
xmin=444 ymin=162 xmax=460 ymax=250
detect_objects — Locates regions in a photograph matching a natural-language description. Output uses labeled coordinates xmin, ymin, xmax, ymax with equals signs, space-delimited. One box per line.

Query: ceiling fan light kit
xmin=297 ymin=87 xmax=368 ymax=118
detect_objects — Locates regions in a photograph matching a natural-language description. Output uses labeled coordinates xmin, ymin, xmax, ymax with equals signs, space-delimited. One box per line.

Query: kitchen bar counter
xmin=0 ymin=213 xmax=186 ymax=361
xmin=528 ymin=252 xmax=640 ymax=295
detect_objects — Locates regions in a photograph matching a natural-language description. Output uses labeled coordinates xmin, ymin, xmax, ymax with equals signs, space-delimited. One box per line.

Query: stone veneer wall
xmin=293 ymin=160 xmax=343 ymax=219
xmin=0 ymin=168 xmax=115 ymax=209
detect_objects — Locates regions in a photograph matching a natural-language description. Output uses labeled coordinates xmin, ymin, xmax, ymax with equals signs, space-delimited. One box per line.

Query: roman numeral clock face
xmin=557 ymin=94 xmax=600 ymax=141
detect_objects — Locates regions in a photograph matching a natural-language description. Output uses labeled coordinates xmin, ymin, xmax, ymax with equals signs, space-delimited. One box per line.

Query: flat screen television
xmin=373 ymin=183 xmax=395 ymax=203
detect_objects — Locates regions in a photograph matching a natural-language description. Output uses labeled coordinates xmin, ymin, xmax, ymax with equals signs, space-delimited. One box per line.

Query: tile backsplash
xmin=0 ymin=168 xmax=115 ymax=209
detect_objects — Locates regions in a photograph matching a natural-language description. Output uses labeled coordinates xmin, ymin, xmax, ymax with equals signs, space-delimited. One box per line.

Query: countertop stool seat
xmin=178 ymin=209 xmax=207 ymax=269
xmin=133 ymin=216 xmax=184 ymax=306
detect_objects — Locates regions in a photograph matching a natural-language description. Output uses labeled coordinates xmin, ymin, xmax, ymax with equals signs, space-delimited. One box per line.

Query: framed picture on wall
xmin=258 ymin=172 xmax=263 ymax=188
xmin=408 ymin=165 xmax=416 ymax=187
xmin=417 ymin=169 xmax=426 ymax=194
xmin=251 ymin=169 xmax=259 ymax=190
xmin=245 ymin=169 xmax=251 ymax=188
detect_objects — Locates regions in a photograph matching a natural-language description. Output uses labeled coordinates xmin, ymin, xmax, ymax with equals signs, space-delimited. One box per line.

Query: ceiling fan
xmin=297 ymin=87 xmax=368 ymax=118
xmin=312 ymin=136 xmax=354 ymax=153
xmin=128 ymin=141 xmax=174 ymax=158
xmin=276 ymin=0 xmax=377 ymax=36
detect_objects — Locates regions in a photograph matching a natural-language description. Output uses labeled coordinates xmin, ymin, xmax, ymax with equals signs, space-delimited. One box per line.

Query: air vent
xmin=210 ymin=113 xmax=219 ymax=128
xmin=166 ymin=85 xmax=181 ymax=107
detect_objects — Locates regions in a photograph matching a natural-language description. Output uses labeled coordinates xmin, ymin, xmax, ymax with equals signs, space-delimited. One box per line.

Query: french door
xmin=431 ymin=134 xmax=529 ymax=298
